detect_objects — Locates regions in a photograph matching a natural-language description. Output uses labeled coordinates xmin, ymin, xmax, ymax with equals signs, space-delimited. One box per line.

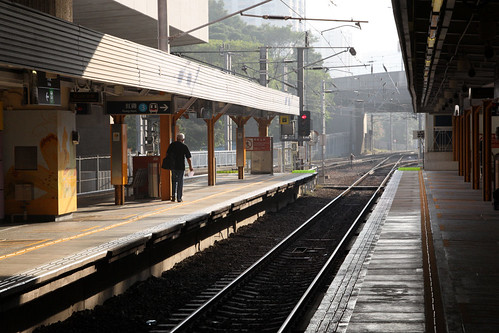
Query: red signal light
xmin=301 ymin=114 xmax=307 ymax=119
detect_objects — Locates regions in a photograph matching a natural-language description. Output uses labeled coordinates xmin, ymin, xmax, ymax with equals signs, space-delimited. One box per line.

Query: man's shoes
xmin=171 ymin=197 xmax=175 ymax=202
xmin=177 ymin=199 xmax=183 ymax=202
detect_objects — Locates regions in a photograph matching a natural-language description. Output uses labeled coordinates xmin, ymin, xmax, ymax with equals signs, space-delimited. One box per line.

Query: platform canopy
xmin=0 ymin=1 xmax=299 ymax=117
xmin=392 ymin=0 xmax=499 ymax=114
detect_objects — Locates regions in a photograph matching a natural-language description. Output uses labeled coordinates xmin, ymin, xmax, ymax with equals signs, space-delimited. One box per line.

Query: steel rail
xmin=278 ymin=155 xmax=404 ymax=332
xmin=169 ymin=155 xmax=401 ymax=332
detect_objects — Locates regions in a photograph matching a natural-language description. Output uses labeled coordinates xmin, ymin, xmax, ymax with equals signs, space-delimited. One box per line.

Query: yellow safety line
xmin=0 ymin=179 xmax=267 ymax=261
xmin=80 ymin=226 xmax=101 ymax=232
xmin=0 ymin=239 xmax=49 ymax=248
xmin=419 ymin=170 xmax=446 ymax=332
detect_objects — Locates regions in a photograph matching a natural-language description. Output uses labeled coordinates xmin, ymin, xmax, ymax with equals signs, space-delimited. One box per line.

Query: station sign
xmin=35 ymin=72 xmax=61 ymax=106
xmin=106 ymin=101 xmax=172 ymax=115
xmin=70 ymin=92 xmax=101 ymax=103
xmin=245 ymin=137 xmax=271 ymax=151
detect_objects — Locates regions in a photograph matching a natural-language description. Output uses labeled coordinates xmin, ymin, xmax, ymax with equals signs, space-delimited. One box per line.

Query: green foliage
xmin=168 ymin=0 xmax=336 ymax=147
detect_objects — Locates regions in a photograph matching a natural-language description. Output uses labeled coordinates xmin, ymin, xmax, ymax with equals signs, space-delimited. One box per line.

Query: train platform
xmin=0 ymin=172 xmax=314 ymax=279
xmin=0 ymin=171 xmax=315 ymax=332
xmin=306 ymin=170 xmax=499 ymax=333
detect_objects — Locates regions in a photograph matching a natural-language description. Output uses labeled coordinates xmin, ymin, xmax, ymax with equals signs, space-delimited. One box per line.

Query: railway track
xmin=151 ymin=155 xmax=408 ymax=332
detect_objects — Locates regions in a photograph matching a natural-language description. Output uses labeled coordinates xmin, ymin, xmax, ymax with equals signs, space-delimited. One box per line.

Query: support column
xmin=461 ymin=115 xmax=466 ymax=176
xmin=110 ymin=115 xmax=127 ymax=205
xmin=205 ymin=109 xmax=225 ymax=186
xmin=0 ymin=101 xmax=3 ymax=220
xmin=254 ymin=116 xmax=274 ymax=137
xmin=472 ymin=105 xmax=480 ymax=189
xmin=483 ymin=100 xmax=492 ymax=201
xmin=452 ymin=116 xmax=458 ymax=161
xmin=206 ymin=117 xmax=216 ymax=186
xmin=464 ymin=109 xmax=471 ymax=183
xmin=455 ymin=116 xmax=460 ymax=164
xmin=231 ymin=116 xmax=250 ymax=179
xmin=157 ymin=0 xmax=170 ymax=53
xmin=456 ymin=116 xmax=462 ymax=176
xmin=160 ymin=114 xmax=172 ymax=201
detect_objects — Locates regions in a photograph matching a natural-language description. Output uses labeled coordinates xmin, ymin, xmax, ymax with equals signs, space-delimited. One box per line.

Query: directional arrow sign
xmin=159 ymin=103 xmax=169 ymax=112
xmin=106 ymin=101 xmax=172 ymax=115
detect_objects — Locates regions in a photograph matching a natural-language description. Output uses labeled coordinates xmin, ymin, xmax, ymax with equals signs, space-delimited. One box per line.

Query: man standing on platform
xmin=166 ymin=133 xmax=193 ymax=202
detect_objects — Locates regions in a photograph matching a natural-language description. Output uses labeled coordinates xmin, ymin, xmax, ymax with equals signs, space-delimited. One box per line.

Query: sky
xmin=230 ymin=0 xmax=403 ymax=77
xmin=303 ymin=0 xmax=403 ymax=76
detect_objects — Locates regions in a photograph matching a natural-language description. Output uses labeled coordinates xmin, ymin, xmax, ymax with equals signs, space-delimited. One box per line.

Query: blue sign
xmin=106 ymin=101 xmax=172 ymax=115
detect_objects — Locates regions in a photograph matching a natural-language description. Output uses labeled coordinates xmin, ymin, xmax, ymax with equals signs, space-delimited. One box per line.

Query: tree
xmin=168 ymin=0 xmax=335 ymax=147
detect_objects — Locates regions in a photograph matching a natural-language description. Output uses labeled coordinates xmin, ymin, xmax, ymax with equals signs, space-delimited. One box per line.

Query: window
xmin=15 ymin=146 xmax=38 ymax=170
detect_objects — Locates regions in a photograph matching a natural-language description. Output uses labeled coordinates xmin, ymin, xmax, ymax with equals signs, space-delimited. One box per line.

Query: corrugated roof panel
xmin=0 ymin=1 xmax=299 ymax=115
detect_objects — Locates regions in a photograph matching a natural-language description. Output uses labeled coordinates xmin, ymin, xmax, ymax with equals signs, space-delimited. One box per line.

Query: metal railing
xmin=76 ymin=140 xmax=351 ymax=195
xmin=76 ymin=151 xmax=238 ymax=195
xmin=190 ymin=150 xmax=237 ymax=168
xmin=431 ymin=127 xmax=453 ymax=152
xmin=76 ymin=155 xmax=112 ymax=194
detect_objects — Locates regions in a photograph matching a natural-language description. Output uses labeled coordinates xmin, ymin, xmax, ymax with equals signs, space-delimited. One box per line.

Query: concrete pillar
xmin=231 ymin=116 xmax=250 ymax=179
xmin=12 ymin=0 xmax=73 ymax=21
xmin=110 ymin=115 xmax=127 ymax=205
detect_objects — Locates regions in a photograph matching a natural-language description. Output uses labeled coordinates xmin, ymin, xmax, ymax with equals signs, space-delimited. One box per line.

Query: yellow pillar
xmin=110 ymin=115 xmax=127 ymax=205
xmin=160 ymin=114 xmax=173 ymax=201
xmin=231 ymin=116 xmax=250 ymax=179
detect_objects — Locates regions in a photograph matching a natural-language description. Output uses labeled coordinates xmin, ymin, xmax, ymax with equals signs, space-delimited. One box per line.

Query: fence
xmin=76 ymin=155 xmax=112 ymax=194
xmin=76 ymin=137 xmax=350 ymax=195
xmin=190 ymin=150 xmax=236 ymax=168
xmin=76 ymin=151 xmax=238 ymax=195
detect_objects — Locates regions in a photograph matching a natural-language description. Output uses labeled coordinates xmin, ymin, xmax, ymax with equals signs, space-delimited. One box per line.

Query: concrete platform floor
xmin=0 ymin=172 xmax=311 ymax=280
xmin=306 ymin=170 xmax=499 ymax=333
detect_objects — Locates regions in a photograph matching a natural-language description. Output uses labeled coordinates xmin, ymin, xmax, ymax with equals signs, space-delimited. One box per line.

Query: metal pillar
xmin=158 ymin=0 xmax=170 ymax=53
xmin=259 ymin=47 xmax=268 ymax=86
xmin=297 ymin=49 xmax=305 ymax=115
xmin=321 ymin=81 xmax=326 ymax=182
xmin=483 ymin=100 xmax=492 ymax=201
xmin=472 ymin=105 xmax=480 ymax=189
